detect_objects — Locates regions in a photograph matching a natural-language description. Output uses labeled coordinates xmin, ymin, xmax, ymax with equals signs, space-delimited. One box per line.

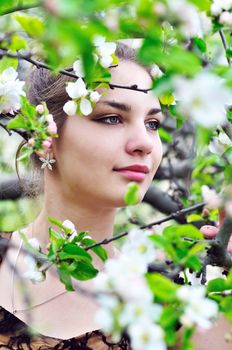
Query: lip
xmin=113 ymin=164 xmax=149 ymax=182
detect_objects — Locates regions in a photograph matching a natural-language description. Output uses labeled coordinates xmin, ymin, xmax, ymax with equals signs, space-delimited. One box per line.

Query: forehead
xmin=99 ymin=60 xmax=160 ymax=109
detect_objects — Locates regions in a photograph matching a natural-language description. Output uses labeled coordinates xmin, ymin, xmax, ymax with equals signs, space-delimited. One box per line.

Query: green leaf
xmin=226 ymin=49 xmax=232 ymax=59
xmin=146 ymin=273 xmax=178 ymax=302
xmin=16 ymin=146 xmax=33 ymax=162
xmin=81 ymin=238 xmax=108 ymax=262
xmin=57 ymin=263 xmax=74 ymax=291
xmin=14 ymin=13 xmax=44 ymax=38
xmin=220 ymin=296 xmax=232 ymax=322
xmin=188 ymin=0 xmax=211 ymax=11
xmin=163 ymin=224 xmax=204 ymax=240
xmin=59 ymin=243 xmax=92 ymax=262
xmin=224 ymin=164 xmax=232 ymax=184
xmin=49 ymin=227 xmax=65 ymax=252
xmin=187 ymin=214 xmax=202 ymax=223
xmin=124 ymin=182 xmax=139 ymax=205
xmin=9 ymin=34 xmax=27 ymax=51
xmin=7 ymin=114 xmax=27 ymax=130
xmin=207 ymin=278 xmax=232 ymax=293
xmin=70 ymin=261 xmax=98 ymax=280
xmin=0 ymin=57 xmax=18 ymax=72
xmin=193 ymin=37 xmax=207 ymax=53
xmin=158 ymin=127 xmax=173 ymax=143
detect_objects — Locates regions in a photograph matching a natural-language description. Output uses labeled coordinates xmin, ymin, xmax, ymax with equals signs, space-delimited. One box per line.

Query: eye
xmin=145 ymin=119 xmax=160 ymax=131
xmin=97 ymin=115 xmax=121 ymax=124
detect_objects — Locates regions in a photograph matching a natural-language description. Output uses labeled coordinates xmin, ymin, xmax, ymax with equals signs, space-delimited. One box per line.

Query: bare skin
xmin=0 ymin=60 xmax=163 ymax=339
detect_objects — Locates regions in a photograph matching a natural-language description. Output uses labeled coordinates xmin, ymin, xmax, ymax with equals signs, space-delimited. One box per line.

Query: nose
xmin=125 ymin=122 xmax=154 ymax=156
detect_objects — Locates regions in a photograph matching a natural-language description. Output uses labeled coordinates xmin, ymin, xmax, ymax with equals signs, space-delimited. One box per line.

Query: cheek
xmin=151 ymin=137 xmax=163 ymax=174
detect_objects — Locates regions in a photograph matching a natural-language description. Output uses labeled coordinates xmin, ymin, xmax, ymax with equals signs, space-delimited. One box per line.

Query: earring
xmin=39 ymin=153 xmax=56 ymax=170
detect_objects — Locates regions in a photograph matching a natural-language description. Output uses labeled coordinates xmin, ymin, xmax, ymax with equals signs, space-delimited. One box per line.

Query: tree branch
xmin=0 ymin=2 xmax=41 ymax=16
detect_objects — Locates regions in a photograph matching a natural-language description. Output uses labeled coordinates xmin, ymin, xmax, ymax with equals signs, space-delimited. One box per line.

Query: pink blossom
xmin=36 ymin=104 xmax=45 ymax=114
xmin=47 ymin=121 xmax=57 ymax=134
xmin=42 ymin=137 xmax=53 ymax=150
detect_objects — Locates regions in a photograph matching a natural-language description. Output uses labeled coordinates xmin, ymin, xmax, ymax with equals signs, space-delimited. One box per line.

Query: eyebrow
xmin=100 ymin=100 xmax=162 ymax=116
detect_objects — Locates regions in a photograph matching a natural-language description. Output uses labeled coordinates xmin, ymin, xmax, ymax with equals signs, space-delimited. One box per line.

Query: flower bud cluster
xmin=94 ymin=229 xmax=167 ymax=350
xmin=211 ymin=1 xmax=232 ymax=26
xmin=63 ymin=36 xmax=116 ymax=117
xmin=153 ymin=0 xmax=212 ymax=39
xmin=27 ymin=103 xmax=57 ymax=157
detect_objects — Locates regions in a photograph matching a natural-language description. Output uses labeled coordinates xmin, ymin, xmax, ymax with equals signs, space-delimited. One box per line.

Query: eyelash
xmin=96 ymin=115 xmax=160 ymax=131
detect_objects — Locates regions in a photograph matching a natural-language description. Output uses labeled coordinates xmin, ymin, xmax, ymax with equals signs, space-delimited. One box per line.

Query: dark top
xmin=0 ymin=232 xmax=131 ymax=349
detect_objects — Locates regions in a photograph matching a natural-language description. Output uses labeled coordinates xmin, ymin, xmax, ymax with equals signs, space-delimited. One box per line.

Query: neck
xmin=26 ymin=176 xmax=117 ymax=255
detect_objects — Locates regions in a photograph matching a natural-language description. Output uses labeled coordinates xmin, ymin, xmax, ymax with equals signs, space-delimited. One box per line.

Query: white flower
xmin=119 ymin=301 xmax=163 ymax=327
xmin=80 ymin=98 xmax=92 ymax=115
xmin=93 ymin=35 xmax=106 ymax=47
xmin=174 ymin=72 xmax=231 ymax=127
xmin=89 ymin=90 xmax=101 ymax=103
xmin=62 ymin=219 xmax=76 ymax=232
xmin=63 ymin=100 xmax=77 ymax=116
xmin=0 ymin=67 xmax=25 ymax=114
xmin=201 ymin=185 xmax=222 ymax=209
xmin=209 ymin=129 xmax=232 ymax=156
xmin=177 ymin=285 xmax=218 ymax=329
xmin=221 ymin=0 xmax=232 ymax=11
xmin=94 ymin=36 xmax=116 ymax=68
xmin=23 ymin=269 xmax=45 ymax=283
xmin=122 ymin=229 xmax=156 ymax=264
xmin=45 ymin=113 xmax=54 ymax=123
xmin=66 ymin=78 xmax=88 ymax=99
xmin=128 ymin=318 xmax=166 ymax=350
xmin=167 ymin=0 xmax=202 ymax=38
xmin=73 ymin=59 xmax=85 ymax=78
xmin=150 ymin=64 xmax=163 ymax=79
xmin=211 ymin=3 xmax=222 ymax=16
xmin=28 ymin=238 xmax=41 ymax=251
xmin=220 ymin=11 xmax=232 ymax=26
xmin=95 ymin=295 xmax=122 ymax=341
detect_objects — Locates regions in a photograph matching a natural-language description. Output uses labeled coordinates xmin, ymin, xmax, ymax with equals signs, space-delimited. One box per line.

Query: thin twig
xmin=0 ymin=2 xmax=41 ymax=16
xmin=0 ymin=49 xmax=152 ymax=92
xmin=85 ymin=202 xmax=206 ymax=250
xmin=219 ymin=29 xmax=231 ymax=66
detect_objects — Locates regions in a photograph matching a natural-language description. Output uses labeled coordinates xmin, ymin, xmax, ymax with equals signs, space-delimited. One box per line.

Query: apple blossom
xmin=45 ymin=113 xmax=54 ymax=123
xmin=80 ymin=98 xmax=92 ymax=116
xmin=128 ymin=318 xmax=166 ymax=350
xmin=73 ymin=59 xmax=85 ymax=78
xmin=0 ymin=67 xmax=25 ymax=114
xmin=63 ymin=100 xmax=77 ymax=116
xmin=150 ymin=64 xmax=163 ymax=79
xmin=174 ymin=72 xmax=231 ymax=127
xmin=201 ymin=185 xmax=222 ymax=209
xmin=46 ymin=120 xmax=57 ymax=134
xmin=177 ymin=285 xmax=218 ymax=329
xmin=220 ymin=11 xmax=232 ymax=26
xmin=89 ymin=90 xmax=101 ymax=103
xmin=66 ymin=78 xmax=88 ymax=99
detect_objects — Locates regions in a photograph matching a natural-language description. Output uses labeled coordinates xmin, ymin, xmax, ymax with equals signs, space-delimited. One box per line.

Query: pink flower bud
xmin=47 ymin=121 xmax=57 ymax=134
xmin=42 ymin=138 xmax=53 ymax=150
xmin=36 ymin=104 xmax=45 ymax=114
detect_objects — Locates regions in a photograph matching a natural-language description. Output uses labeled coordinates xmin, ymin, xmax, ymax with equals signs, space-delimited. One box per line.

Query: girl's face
xmin=53 ymin=60 xmax=163 ymax=208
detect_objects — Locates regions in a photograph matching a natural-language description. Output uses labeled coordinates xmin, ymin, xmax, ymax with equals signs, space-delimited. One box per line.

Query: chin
xmin=110 ymin=188 xmax=146 ymax=208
